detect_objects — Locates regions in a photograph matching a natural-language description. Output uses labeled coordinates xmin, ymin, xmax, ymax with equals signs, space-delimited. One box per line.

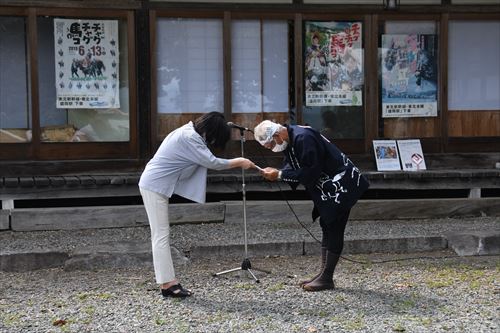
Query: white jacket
xmin=138 ymin=122 xmax=230 ymax=203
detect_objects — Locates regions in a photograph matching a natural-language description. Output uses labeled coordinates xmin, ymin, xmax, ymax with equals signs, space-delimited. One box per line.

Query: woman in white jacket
xmin=139 ymin=112 xmax=255 ymax=298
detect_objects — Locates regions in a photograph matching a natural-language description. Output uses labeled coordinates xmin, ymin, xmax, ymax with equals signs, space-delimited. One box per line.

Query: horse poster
xmin=381 ymin=34 xmax=437 ymax=118
xmin=304 ymin=21 xmax=363 ymax=107
xmin=54 ymin=19 xmax=119 ymax=109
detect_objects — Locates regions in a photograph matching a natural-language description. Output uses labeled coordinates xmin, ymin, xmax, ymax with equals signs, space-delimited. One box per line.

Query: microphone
xmin=227 ymin=122 xmax=253 ymax=133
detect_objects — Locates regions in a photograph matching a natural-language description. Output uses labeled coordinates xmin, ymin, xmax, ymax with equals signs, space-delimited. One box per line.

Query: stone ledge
xmin=63 ymin=241 xmax=189 ymax=271
xmin=445 ymin=231 xmax=500 ymax=256
xmin=0 ymin=251 xmax=69 ymax=272
xmin=5 ymin=198 xmax=499 ymax=231
xmin=0 ymin=210 xmax=9 ymax=230
xmin=189 ymin=236 xmax=448 ymax=260
xmin=0 ymin=232 xmax=497 ymax=272
xmin=9 ymin=202 xmax=225 ymax=231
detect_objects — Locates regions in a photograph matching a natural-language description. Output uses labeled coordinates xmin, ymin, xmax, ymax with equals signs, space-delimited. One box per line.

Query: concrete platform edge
xmin=2 ymin=231 xmax=499 ymax=272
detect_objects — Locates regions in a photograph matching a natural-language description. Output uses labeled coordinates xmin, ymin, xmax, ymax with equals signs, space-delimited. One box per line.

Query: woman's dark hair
xmin=194 ymin=111 xmax=230 ymax=149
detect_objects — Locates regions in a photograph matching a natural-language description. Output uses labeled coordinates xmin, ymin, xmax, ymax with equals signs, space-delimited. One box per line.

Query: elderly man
xmin=254 ymin=120 xmax=369 ymax=291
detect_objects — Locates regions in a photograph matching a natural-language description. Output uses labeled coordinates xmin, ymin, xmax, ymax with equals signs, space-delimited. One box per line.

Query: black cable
xmin=272 ymin=178 xmax=460 ymax=265
xmin=255 ymin=150 xmax=469 ymax=265
xmin=273 ymin=179 xmax=322 ymax=244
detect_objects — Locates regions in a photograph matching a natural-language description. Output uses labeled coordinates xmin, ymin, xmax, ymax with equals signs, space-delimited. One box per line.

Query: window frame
xmin=0 ymin=7 xmax=31 ymax=159
xmin=444 ymin=12 xmax=500 ymax=152
xmin=374 ymin=13 xmax=443 ymax=153
xmin=0 ymin=7 xmax=138 ymax=160
xmin=150 ymin=10 xmax=296 ymax=152
xmin=150 ymin=10 xmax=225 ymax=152
xmin=301 ymin=13 xmax=372 ymax=153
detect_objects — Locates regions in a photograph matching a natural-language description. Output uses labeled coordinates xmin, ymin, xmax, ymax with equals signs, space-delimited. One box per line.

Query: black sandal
xmin=161 ymin=284 xmax=192 ymax=298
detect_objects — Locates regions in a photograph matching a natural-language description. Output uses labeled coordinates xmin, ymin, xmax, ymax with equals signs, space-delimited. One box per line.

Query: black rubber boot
xmin=299 ymin=247 xmax=327 ymax=287
xmin=302 ymin=251 xmax=340 ymax=291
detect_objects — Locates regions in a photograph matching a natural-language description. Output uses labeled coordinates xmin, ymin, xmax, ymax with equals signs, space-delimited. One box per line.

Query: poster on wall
xmin=381 ymin=34 xmax=437 ymax=118
xmin=372 ymin=140 xmax=401 ymax=171
xmin=304 ymin=21 xmax=363 ymax=107
xmin=54 ymin=19 xmax=120 ymax=109
xmin=397 ymin=139 xmax=427 ymax=171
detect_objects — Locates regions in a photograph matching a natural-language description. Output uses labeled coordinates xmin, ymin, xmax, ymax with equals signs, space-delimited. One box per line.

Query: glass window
xmin=0 ymin=16 xmax=30 ymax=143
xmin=448 ymin=21 xmax=500 ymax=111
xmin=156 ymin=18 xmax=223 ymax=114
xmin=37 ymin=16 xmax=130 ymax=143
xmin=385 ymin=21 xmax=436 ymax=34
xmin=231 ymin=20 xmax=289 ymax=113
xmin=263 ymin=21 xmax=289 ymax=113
xmin=232 ymin=20 xmax=261 ymax=113
xmin=303 ymin=21 xmax=364 ymax=139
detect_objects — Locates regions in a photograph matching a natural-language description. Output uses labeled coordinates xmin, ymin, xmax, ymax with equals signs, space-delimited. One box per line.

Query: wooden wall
xmin=448 ymin=111 xmax=500 ymax=137
xmin=382 ymin=112 xmax=500 ymax=138
xmin=383 ymin=118 xmax=439 ymax=138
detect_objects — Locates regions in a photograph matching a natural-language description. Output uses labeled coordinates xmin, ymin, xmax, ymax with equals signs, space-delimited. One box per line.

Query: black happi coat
xmin=280 ymin=125 xmax=369 ymax=221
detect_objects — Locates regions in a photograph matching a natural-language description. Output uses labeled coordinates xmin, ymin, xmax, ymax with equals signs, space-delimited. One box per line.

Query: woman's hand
xmin=230 ymin=157 xmax=256 ymax=170
xmin=240 ymin=158 xmax=256 ymax=170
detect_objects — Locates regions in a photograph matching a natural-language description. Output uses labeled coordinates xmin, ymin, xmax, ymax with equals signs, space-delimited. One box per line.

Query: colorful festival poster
xmin=54 ymin=19 xmax=119 ymax=109
xmin=304 ymin=21 xmax=363 ymax=107
xmin=381 ymin=34 xmax=437 ymax=118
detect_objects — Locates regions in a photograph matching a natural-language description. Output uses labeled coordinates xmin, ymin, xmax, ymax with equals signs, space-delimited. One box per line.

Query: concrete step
xmin=446 ymin=231 xmax=500 ymax=256
xmin=1 ymin=228 xmax=498 ymax=272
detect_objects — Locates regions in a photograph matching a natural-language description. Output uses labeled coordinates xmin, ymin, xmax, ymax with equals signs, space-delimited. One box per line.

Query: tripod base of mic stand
xmin=213 ymin=258 xmax=271 ymax=283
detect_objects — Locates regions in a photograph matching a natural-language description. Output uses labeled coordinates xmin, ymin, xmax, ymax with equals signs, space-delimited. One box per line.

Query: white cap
xmin=254 ymin=120 xmax=282 ymax=146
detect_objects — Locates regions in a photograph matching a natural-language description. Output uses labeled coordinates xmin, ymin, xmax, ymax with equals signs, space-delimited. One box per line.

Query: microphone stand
xmin=213 ymin=127 xmax=270 ymax=283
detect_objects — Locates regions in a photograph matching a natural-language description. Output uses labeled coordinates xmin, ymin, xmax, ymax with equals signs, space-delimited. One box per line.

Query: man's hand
xmin=260 ymin=167 xmax=280 ymax=181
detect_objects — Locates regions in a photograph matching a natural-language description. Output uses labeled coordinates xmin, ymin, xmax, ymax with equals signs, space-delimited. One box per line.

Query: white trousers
xmin=140 ymin=188 xmax=175 ymax=284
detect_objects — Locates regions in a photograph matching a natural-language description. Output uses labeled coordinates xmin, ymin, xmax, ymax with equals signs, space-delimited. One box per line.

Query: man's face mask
xmin=272 ymin=140 xmax=288 ymax=152
xmin=255 ymin=121 xmax=287 ymax=152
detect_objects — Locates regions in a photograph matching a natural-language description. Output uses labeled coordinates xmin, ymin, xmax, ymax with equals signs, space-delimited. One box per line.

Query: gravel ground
xmin=0 ymin=251 xmax=498 ymax=333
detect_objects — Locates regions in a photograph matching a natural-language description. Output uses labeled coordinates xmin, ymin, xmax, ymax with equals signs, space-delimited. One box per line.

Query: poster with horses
xmin=381 ymin=34 xmax=438 ymax=118
xmin=54 ymin=19 xmax=119 ymax=109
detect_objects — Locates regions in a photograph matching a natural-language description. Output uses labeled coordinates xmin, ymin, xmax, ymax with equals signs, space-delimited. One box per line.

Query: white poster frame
xmin=372 ymin=140 xmax=401 ymax=171
xmin=54 ymin=18 xmax=120 ymax=109
xmin=381 ymin=34 xmax=438 ymax=118
xmin=397 ymin=139 xmax=427 ymax=171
